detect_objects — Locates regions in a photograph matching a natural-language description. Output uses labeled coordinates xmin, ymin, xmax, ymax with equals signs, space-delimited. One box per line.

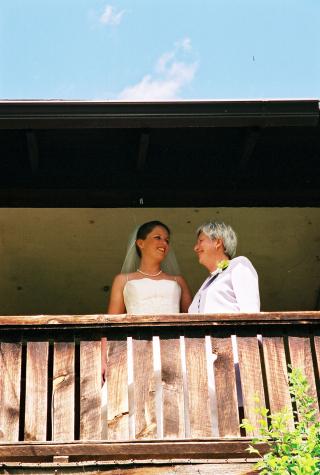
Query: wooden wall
xmin=0 ymin=207 xmax=319 ymax=315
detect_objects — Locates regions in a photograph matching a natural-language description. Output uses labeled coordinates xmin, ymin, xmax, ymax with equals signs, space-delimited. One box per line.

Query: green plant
xmin=241 ymin=367 xmax=320 ymax=474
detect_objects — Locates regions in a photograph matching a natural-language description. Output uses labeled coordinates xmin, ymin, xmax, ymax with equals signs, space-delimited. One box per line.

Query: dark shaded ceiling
xmin=0 ymin=100 xmax=319 ymax=207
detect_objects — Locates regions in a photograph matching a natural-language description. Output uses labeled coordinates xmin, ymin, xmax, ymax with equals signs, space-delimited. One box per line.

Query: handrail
xmin=0 ymin=311 xmax=319 ymax=327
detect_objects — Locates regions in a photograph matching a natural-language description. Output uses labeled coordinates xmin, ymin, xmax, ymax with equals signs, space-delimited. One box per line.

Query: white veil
xmin=121 ymin=225 xmax=181 ymax=275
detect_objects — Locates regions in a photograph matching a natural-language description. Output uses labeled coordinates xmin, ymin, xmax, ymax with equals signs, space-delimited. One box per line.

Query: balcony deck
xmin=1 ymin=312 xmax=320 ymax=474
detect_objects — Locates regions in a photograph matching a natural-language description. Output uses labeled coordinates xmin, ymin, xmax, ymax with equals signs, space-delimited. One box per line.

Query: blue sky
xmin=1 ymin=0 xmax=320 ymax=100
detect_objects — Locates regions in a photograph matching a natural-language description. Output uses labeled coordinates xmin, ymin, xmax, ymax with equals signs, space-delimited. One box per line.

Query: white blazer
xmin=188 ymin=256 xmax=260 ymax=314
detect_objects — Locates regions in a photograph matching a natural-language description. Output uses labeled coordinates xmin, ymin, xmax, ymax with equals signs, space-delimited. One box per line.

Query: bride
xmin=101 ymin=221 xmax=192 ymax=383
xmin=107 ymin=220 xmax=192 ymax=314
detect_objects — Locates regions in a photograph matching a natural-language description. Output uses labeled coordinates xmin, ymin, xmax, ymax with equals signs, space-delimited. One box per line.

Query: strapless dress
xmin=123 ymin=278 xmax=181 ymax=314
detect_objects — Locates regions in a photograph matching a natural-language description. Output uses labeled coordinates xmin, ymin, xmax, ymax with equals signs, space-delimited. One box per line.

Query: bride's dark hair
xmin=135 ymin=221 xmax=171 ymax=257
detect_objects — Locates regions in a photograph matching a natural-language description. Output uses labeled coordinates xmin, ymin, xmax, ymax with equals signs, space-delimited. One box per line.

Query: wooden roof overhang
xmin=0 ymin=99 xmax=319 ymax=207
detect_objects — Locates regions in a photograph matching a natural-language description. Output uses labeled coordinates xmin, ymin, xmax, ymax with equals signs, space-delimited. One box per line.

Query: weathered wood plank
xmin=113 ymin=465 xmax=257 ymax=475
xmin=212 ymin=336 xmax=239 ymax=437
xmin=105 ymin=339 xmax=129 ymax=441
xmin=263 ymin=336 xmax=294 ymax=429
xmin=185 ymin=337 xmax=211 ymax=437
xmin=80 ymin=341 xmax=101 ymax=440
xmin=237 ymin=336 xmax=266 ymax=435
xmin=24 ymin=342 xmax=49 ymax=441
xmin=0 ymin=311 xmax=320 ymax=327
xmin=152 ymin=336 xmax=163 ymax=439
xmin=0 ymin=438 xmax=268 ymax=460
xmin=314 ymin=335 xmax=320 ymax=377
xmin=0 ymin=463 xmax=259 ymax=474
xmin=52 ymin=342 xmax=75 ymax=441
xmin=0 ymin=342 xmax=22 ymax=441
xmin=288 ymin=335 xmax=319 ymax=420
xmin=133 ymin=337 xmax=156 ymax=439
xmin=204 ymin=336 xmax=219 ymax=437
xmin=161 ymin=338 xmax=184 ymax=438
xmin=314 ymin=336 xmax=320 ymax=415
xmin=100 ymin=465 xmax=258 ymax=475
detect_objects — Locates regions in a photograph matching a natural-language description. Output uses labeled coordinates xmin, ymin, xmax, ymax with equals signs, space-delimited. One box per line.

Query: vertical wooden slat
xmin=153 ymin=336 xmax=163 ymax=439
xmin=314 ymin=336 xmax=320 ymax=378
xmin=127 ymin=337 xmax=135 ymax=439
xmin=180 ymin=336 xmax=191 ymax=438
xmin=24 ymin=342 xmax=49 ymax=441
xmin=185 ymin=336 xmax=211 ymax=437
xmin=237 ymin=336 xmax=266 ymax=435
xmin=133 ymin=337 xmax=156 ymax=439
xmin=161 ymin=337 xmax=184 ymax=439
xmin=80 ymin=341 xmax=101 ymax=440
xmin=288 ymin=336 xmax=319 ymax=420
xmin=212 ymin=336 xmax=239 ymax=437
xmin=314 ymin=336 xmax=320 ymax=415
xmin=52 ymin=342 xmax=75 ymax=441
xmin=106 ymin=339 xmax=129 ymax=440
xmin=0 ymin=342 xmax=22 ymax=441
xmin=263 ymin=336 xmax=294 ymax=430
xmin=205 ymin=336 xmax=219 ymax=437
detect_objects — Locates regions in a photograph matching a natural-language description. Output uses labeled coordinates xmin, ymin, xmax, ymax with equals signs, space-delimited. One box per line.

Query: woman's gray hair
xmin=197 ymin=221 xmax=237 ymax=258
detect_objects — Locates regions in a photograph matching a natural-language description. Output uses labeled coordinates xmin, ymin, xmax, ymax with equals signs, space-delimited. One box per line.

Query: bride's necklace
xmin=137 ymin=268 xmax=162 ymax=277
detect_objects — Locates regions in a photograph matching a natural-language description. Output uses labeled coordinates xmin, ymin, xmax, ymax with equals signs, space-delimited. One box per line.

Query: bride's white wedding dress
xmin=101 ymin=277 xmax=181 ymax=437
xmin=123 ymin=278 xmax=181 ymax=314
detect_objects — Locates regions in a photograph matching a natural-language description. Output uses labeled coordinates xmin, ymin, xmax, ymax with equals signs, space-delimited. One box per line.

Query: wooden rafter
xmin=238 ymin=127 xmax=261 ymax=172
xmin=25 ymin=131 xmax=39 ymax=174
xmin=137 ymin=132 xmax=150 ymax=172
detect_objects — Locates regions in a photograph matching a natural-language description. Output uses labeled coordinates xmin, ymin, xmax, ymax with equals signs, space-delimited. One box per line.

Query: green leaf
xmin=239 ymin=366 xmax=320 ymax=475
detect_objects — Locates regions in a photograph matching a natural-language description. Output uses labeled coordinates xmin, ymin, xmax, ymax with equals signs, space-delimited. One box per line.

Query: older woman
xmin=188 ymin=221 xmax=260 ymax=410
xmin=188 ymin=221 xmax=260 ymax=314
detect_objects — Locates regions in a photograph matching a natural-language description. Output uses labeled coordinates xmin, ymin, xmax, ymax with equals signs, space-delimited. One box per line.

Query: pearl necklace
xmin=137 ymin=268 xmax=162 ymax=277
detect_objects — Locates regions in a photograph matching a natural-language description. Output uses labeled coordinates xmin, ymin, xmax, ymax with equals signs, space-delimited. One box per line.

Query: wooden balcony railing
xmin=0 ymin=312 xmax=320 ymax=473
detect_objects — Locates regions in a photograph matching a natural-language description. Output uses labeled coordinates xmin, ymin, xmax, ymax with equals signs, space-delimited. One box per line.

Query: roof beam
xmin=238 ymin=127 xmax=261 ymax=172
xmin=0 ymin=188 xmax=318 ymax=207
xmin=137 ymin=133 xmax=150 ymax=172
xmin=26 ymin=131 xmax=39 ymax=175
xmin=0 ymin=100 xmax=318 ymax=129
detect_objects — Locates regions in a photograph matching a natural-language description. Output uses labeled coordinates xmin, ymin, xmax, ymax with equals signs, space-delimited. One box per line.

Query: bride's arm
xmin=107 ymin=274 xmax=127 ymax=314
xmin=176 ymin=276 xmax=192 ymax=313
xmin=102 ymin=274 xmax=127 ymax=384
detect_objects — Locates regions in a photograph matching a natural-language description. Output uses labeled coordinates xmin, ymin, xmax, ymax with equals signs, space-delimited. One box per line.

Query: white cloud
xmin=168 ymin=61 xmax=196 ymax=83
xmin=156 ymin=51 xmax=175 ymax=74
xmin=100 ymin=5 xmax=126 ymax=26
xmin=118 ymin=38 xmax=198 ymax=101
xmin=176 ymin=37 xmax=192 ymax=52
